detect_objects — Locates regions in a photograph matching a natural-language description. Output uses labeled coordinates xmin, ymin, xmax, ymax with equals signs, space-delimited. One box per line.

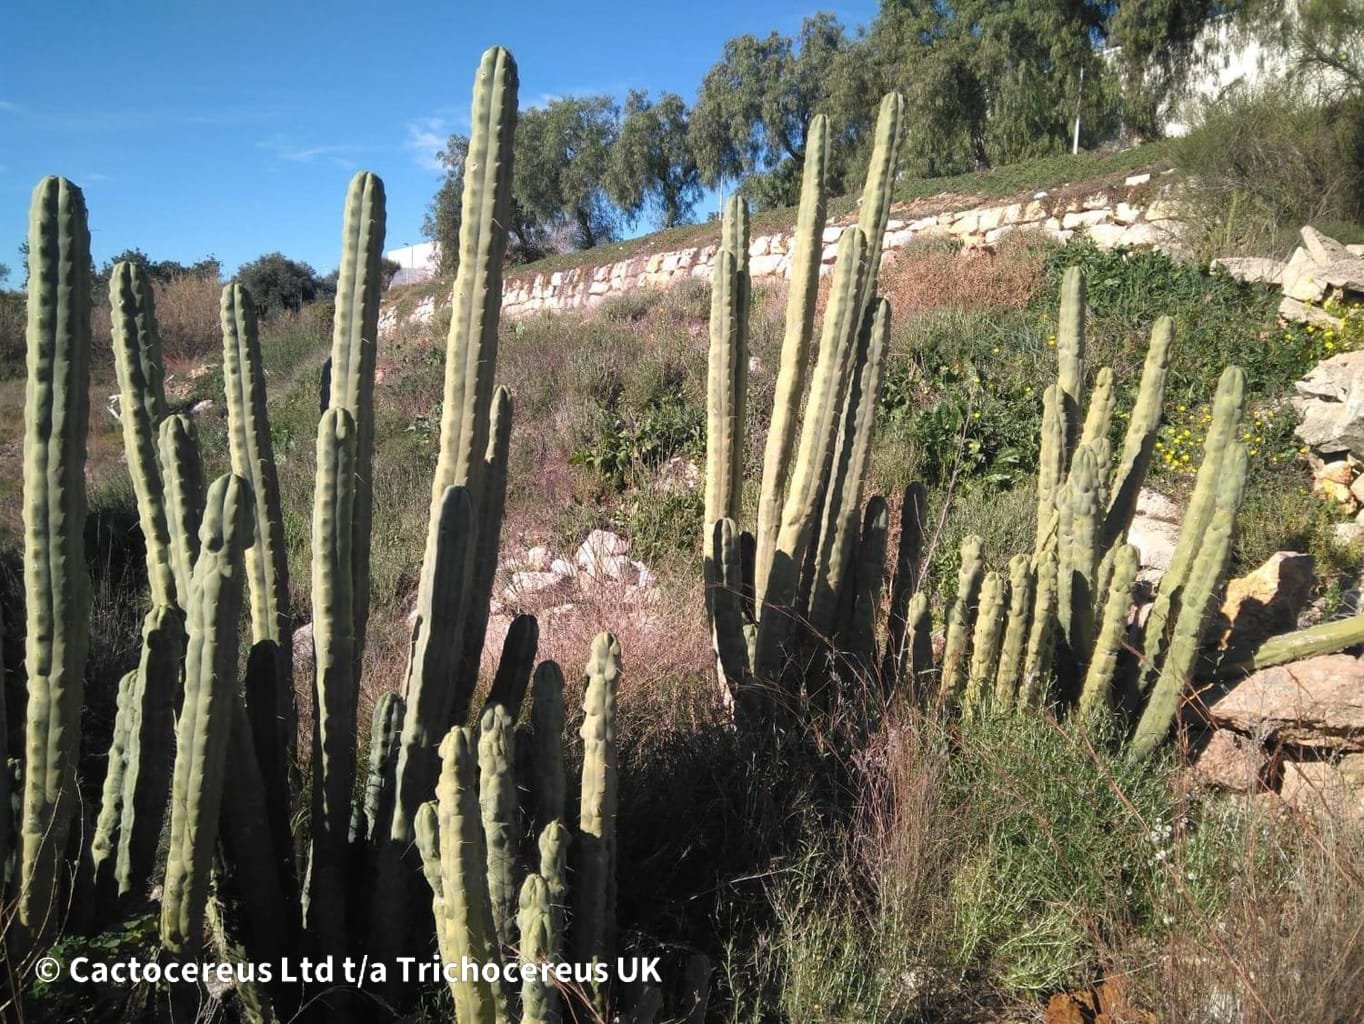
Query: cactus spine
xmin=18 ymin=176 xmax=93 ymax=939
xmin=161 ymin=475 xmax=255 ymax=956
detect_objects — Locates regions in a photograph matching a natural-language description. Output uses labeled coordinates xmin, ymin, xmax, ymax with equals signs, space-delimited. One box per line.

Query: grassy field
xmin=7 ymin=222 xmax=1364 ymax=1022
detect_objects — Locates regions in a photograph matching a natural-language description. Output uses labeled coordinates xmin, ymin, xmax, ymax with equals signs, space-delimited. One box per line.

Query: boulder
xmin=1127 ymin=488 xmax=1181 ymax=572
xmin=1207 ymin=654 xmax=1364 ymax=750
xmin=1212 ymin=256 xmax=1287 ymax=285
xmin=1293 ymin=351 xmax=1364 ymax=456
xmin=1218 ymin=551 xmax=1315 ymax=650
xmin=1193 ymin=729 xmax=1275 ymax=792
xmin=1279 ymin=757 xmax=1364 ymax=822
xmin=576 ymin=529 xmax=629 ymax=574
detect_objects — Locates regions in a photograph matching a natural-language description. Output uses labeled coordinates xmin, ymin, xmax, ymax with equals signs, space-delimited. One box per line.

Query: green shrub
xmin=1173 ymin=82 xmax=1364 ymax=258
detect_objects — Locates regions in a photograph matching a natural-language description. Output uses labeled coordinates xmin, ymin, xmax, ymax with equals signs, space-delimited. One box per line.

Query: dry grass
xmin=879 ymin=232 xmax=1048 ymax=321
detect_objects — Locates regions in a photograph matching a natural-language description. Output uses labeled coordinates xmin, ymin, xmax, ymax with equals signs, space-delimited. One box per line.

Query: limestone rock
xmin=1293 ymin=351 xmax=1364 ymax=456
xmin=1194 ymin=729 xmax=1274 ymax=793
xmin=1219 ymin=551 xmax=1315 ymax=650
xmin=1212 ymin=256 xmax=1287 ymax=285
xmin=1207 ymin=654 xmax=1364 ymax=750
xmin=1127 ymin=488 xmax=1181 ymax=572
xmin=577 ymin=529 xmax=629 ymax=574
xmin=1279 ymin=757 xmax=1364 ymax=822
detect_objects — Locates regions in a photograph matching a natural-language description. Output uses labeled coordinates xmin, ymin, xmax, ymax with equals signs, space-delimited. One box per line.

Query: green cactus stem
xmin=754 ymin=114 xmax=828 ymax=601
xmin=159 ymin=413 xmax=206 ymax=606
xmin=327 ymin=171 xmax=386 ymax=679
xmin=1130 ymin=449 xmax=1247 ymax=759
xmin=18 ymin=176 xmax=93 ymax=940
xmin=1035 ymin=385 xmax=1065 ymax=558
xmin=574 ymin=633 xmax=621 ymax=968
xmin=904 ymin=590 xmax=934 ymax=702
xmin=1078 ymin=544 xmax=1139 ymax=721
xmin=455 ymin=385 xmax=514 ymax=727
xmin=705 ymin=196 xmax=751 ymax=603
xmin=1056 ymin=266 xmax=1086 ymax=450
xmin=352 ymin=691 xmax=404 ymax=845
xmin=538 ymin=820 xmax=570 ymax=961
xmin=478 ymin=703 xmax=519 ymax=951
xmin=1061 ymin=445 xmax=1100 ymax=661
xmin=1020 ymin=547 xmax=1059 ymax=708
xmin=305 ymin=407 xmax=359 ymax=950
xmin=941 ymin=535 xmax=985 ymax=699
xmin=754 ymin=227 xmax=869 ymax=681
xmin=485 ymin=611 xmax=539 ymax=720
xmin=399 ymin=47 xmax=518 ymax=862
xmin=845 ymin=495 xmax=889 ymax=673
xmin=993 ymin=554 xmax=1034 ymax=705
xmin=422 ymin=726 xmax=505 ymax=1024
xmin=161 ymin=474 xmax=255 ymax=956
xmin=1103 ymin=317 xmax=1172 ymax=549
xmin=90 ymin=606 xmax=183 ymax=912
xmin=882 ymin=483 xmax=927 ymax=686
xmin=519 ymin=873 xmax=560 ymax=1024
xmin=964 ymin=571 xmax=1007 ymax=709
xmin=1213 ymin=613 xmax=1364 ymax=678
xmin=530 ymin=662 xmax=566 ymax=836
xmin=110 ymin=261 xmax=176 ymax=609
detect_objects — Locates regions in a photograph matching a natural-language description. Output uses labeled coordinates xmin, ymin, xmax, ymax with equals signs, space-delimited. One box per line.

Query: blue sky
xmin=1 ymin=1 xmax=876 ymax=280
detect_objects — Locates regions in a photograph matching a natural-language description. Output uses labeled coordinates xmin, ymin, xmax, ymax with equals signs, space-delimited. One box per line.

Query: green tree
xmin=871 ymin=1 xmax=1116 ymax=174
xmin=235 ymin=252 xmax=329 ymax=316
xmin=690 ymin=13 xmax=872 ymax=205
xmin=606 ymin=91 xmax=703 ymax=229
xmin=0 ymin=262 xmax=9 ymax=288
xmin=423 ymin=133 xmax=468 ymax=274
xmin=515 ymin=95 xmax=621 ymax=249
xmin=97 ymin=247 xmax=221 ymax=286
xmin=1108 ymin=0 xmax=1223 ymax=139
xmin=1239 ymin=0 xmax=1364 ymax=96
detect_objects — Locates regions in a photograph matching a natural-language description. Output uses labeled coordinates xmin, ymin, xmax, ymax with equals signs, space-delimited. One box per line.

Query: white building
xmin=386 ymin=240 xmax=440 ymax=285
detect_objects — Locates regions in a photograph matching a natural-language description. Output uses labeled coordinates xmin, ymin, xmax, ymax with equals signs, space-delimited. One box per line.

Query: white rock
xmin=576 ymin=529 xmax=630 ymax=573
xmin=525 ymin=545 xmax=552 ymax=571
xmin=550 ymin=557 xmax=576 ymax=577
xmin=633 ymin=561 xmax=656 ymax=589
xmin=1128 ymin=488 xmax=1181 ymax=572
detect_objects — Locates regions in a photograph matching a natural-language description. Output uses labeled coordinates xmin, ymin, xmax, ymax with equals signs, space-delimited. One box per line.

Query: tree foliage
xmin=235 ymin=252 xmax=331 ymax=317
xmin=514 ymin=95 xmax=621 ymax=250
xmin=606 ymin=91 xmax=703 ymax=229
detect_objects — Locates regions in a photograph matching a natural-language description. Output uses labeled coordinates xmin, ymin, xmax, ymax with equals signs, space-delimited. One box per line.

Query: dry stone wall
xmin=499 ymin=170 xmax=1183 ymax=318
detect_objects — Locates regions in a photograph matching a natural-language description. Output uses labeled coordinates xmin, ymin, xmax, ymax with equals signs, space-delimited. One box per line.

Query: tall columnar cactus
xmin=575 ymin=632 xmax=621 ymax=968
xmin=1103 ymin=317 xmax=1172 ymax=549
xmin=456 ymin=385 xmax=515 ymax=726
xmin=159 ymin=413 xmax=206 ymax=604
xmin=993 ymin=554 xmax=1034 ymax=704
xmin=395 ymin=46 xmax=518 ymax=852
xmin=1078 ymin=544 xmax=1139 ymax=721
xmin=110 ymin=261 xmax=176 ymax=609
xmin=486 ymin=612 xmax=539 ymax=717
xmin=418 ymin=729 xmax=504 ymax=1024
xmin=221 ymin=280 xmax=297 ymax=881
xmin=90 ymin=606 xmax=183 ymax=912
xmin=529 ymin=661 xmax=567 ymax=836
xmin=809 ymin=297 xmax=891 ymax=639
xmin=161 ymin=474 xmax=255 ymax=956
xmin=305 ymin=407 xmax=359 ymax=948
xmin=478 ymin=703 xmax=519 ymax=951
xmin=327 ymin=170 xmax=386 ymax=678
xmin=1056 ymin=266 xmax=1086 ymax=451
xmin=1139 ymin=366 xmax=1245 ymax=696
xmin=1131 ymin=446 xmax=1248 ymax=759
xmin=519 ymin=873 xmax=560 ymax=1024
xmin=882 ymin=483 xmax=926 ymax=686
xmin=705 ymin=194 xmax=751 ymax=611
xmin=846 ymin=495 xmax=889 ymax=672
xmin=964 ymin=571 xmax=1007 ymax=708
xmin=18 ymin=176 xmax=92 ymax=940
xmin=1060 ymin=444 xmax=1100 ymax=662
xmin=942 ymin=535 xmax=985 ymax=699
xmin=755 ymin=113 xmax=829 ymax=601
xmin=1020 ymin=547 xmax=1058 ymax=708
xmin=353 ymin=691 xmax=405 ymax=846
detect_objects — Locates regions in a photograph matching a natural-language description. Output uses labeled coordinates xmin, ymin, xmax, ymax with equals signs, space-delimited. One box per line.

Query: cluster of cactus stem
xmin=705 ymin=177 xmax=1364 ymax=742
xmin=705 ymin=93 xmax=906 ymax=715
xmin=4 ymin=46 xmax=706 ymax=1022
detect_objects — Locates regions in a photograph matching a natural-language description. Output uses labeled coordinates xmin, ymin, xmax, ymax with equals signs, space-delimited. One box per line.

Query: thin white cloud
xmin=405 ymin=117 xmax=451 ymax=172
xmin=256 ymin=136 xmax=369 ymax=169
